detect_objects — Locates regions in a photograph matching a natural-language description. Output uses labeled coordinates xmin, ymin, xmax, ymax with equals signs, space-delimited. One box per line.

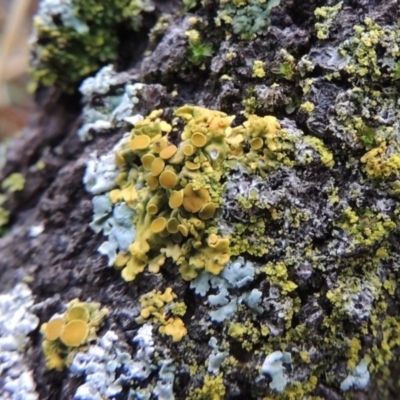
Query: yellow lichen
xmin=136 ymin=288 xmax=187 ymax=342
xmin=41 ymin=299 xmax=108 ymax=370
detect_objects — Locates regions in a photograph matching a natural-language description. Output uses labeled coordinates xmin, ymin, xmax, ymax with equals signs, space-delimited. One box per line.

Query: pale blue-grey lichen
xmin=84 ymin=138 xmax=137 ymax=266
xmin=78 ymin=65 xmax=144 ymax=141
xmin=71 ymin=325 xmax=176 ymax=400
xmin=0 ymin=284 xmax=39 ymax=400
xmin=340 ymin=359 xmax=370 ymax=392
xmin=261 ymin=351 xmax=292 ymax=393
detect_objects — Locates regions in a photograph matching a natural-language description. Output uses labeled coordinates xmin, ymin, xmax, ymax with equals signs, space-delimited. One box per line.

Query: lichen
xmin=0 ymin=284 xmax=39 ymax=400
xmin=41 ymin=299 xmax=109 ymax=370
xmin=30 ymin=0 xmax=154 ymax=91
xmin=215 ymin=0 xmax=281 ymax=40
xmin=75 ymin=4 xmax=400 ymax=399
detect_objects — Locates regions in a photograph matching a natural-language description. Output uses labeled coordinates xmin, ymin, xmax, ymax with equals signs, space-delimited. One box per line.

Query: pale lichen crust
xmin=0 ymin=284 xmax=39 ymax=400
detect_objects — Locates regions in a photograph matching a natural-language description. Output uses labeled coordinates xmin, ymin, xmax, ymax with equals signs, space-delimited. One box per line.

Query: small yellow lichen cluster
xmin=265 ymin=261 xmax=298 ymax=295
xmin=361 ymin=143 xmax=400 ymax=194
xmin=342 ymin=18 xmax=386 ymax=80
xmin=41 ymin=299 xmax=109 ymax=370
xmin=252 ymin=60 xmax=266 ymax=78
xmin=188 ymin=373 xmax=226 ymax=400
xmin=337 ymin=207 xmax=397 ymax=247
xmin=232 ymin=115 xmax=292 ymax=176
xmin=314 ymin=2 xmax=343 ymax=40
xmin=136 ymin=288 xmax=187 ymax=342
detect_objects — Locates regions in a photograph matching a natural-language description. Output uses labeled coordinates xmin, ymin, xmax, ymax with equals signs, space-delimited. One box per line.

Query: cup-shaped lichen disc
xmin=168 ymin=189 xmax=184 ymax=209
xmin=147 ymin=175 xmax=159 ymax=190
xmin=192 ymin=132 xmax=207 ymax=148
xmin=178 ymin=224 xmax=189 ymax=237
xmin=185 ymin=161 xmax=201 ymax=170
xmin=130 ymin=135 xmax=151 ymax=150
xmin=65 ymin=305 xmax=90 ymax=322
xmin=159 ymin=170 xmax=178 ymax=189
xmin=183 ymin=144 xmax=195 ymax=156
xmin=151 ymin=158 xmax=166 ymax=177
xmin=250 ymin=137 xmax=264 ymax=151
xmin=44 ymin=318 xmax=65 ymax=341
xmin=199 ymin=202 xmax=217 ymax=220
xmin=160 ymin=145 xmax=178 ymax=160
xmin=60 ymin=320 xmax=89 ymax=347
xmin=141 ymin=153 xmax=156 ymax=170
xmin=147 ymin=203 xmax=159 ymax=215
xmin=151 ymin=217 xmax=167 ymax=233
xmin=167 ymin=218 xmax=180 ymax=233
xmin=183 ymin=184 xmax=210 ymax=213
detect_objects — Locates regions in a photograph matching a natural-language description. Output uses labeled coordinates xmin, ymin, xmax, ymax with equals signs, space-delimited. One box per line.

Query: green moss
xmin=186 ymin=29 xmax=214 ymax=67
xmin=30 ymin=0 xmax=154 ymax=91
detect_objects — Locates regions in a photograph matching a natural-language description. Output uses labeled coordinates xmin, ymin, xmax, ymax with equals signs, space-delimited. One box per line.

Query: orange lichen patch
xmin=183 ymin=184 xmax=210 ymax=213
xmin=41 ymin=300 xmax=109 ymax=371
xmin=185 ymin=161 xmax=201 ymax=170
xmin=66 ymin=306 xmax=90 ymax=322
xmin=147 ymin=175 xmax=159 ymax=190
xmin=159 ymin=317 xmax=187 ymax=342
xmin=192 ymin=132 xmax=207 ymax=147
xmin=160 ymin=144 xmax=178 ymax=160
xmin=250 ymin=137 xmax=264 ymax=150
xmin=183 ymin=144 xmax=195 ymax=156
xmin=167 ymin=218 xmax=179 ymax=233
xmin=108 ymin=105 xmax=247 ymax=282
xmin=151 ymin=157 xmax=165 ymax=176
xmin=44 ymin=318 xmax=64 ymax=341
xmin=60 ymin=320 xmax=89 ymax=347
xmin=130 ymin=135 xmax=151 ymax=150
xmin=141 ymin=153 xmax=156 ymax=170
xmin=199 ymin=202 xmax=217 ymax=220
xmin=169 ymin=189 xmax=184 ymax=209
xmin=159 ymin=170 xmax=178 ymax=189
xmin=151 ymin=217 xmax=167 ymax=233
